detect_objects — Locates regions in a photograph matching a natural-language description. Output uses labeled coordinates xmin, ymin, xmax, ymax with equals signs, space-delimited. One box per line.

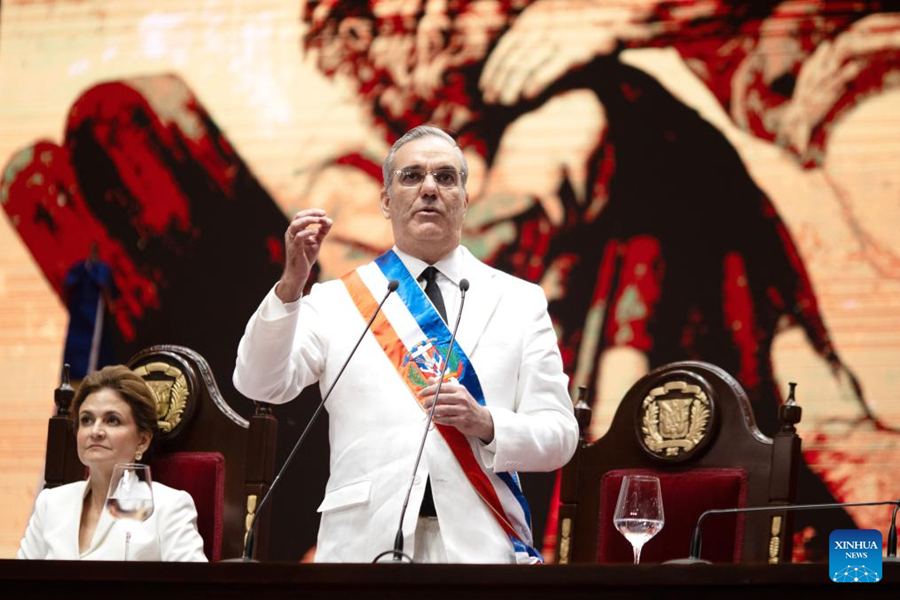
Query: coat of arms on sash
xmin=402 ymin=338 xmax=465 ymax=393
xmin=638 ymin=378 xmax=716 ymax=461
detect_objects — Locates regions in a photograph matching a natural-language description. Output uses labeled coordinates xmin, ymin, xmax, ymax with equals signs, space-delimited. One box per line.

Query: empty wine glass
xmin=613 ymin=475 xmax=664 ymax=565
xmin=106 ymin=463 xmax=154 ymax=560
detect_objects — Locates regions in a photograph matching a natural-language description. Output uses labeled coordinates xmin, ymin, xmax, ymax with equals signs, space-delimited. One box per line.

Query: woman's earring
xmin=135 ymin=450 xmax=143 ymax=462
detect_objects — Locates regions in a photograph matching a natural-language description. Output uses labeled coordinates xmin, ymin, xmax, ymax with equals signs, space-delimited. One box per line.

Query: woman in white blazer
xmin=18 ymin=365 xmax=207 ymax=561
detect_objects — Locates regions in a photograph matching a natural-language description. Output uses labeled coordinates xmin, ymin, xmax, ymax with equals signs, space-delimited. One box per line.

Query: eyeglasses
xmin=394 ymin=167 xmax=461 ymax=188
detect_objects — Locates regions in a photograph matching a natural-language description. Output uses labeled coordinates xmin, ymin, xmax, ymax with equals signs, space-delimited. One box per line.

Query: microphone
xmin=665 ymin=499 xmax=900 ymax=564
xmin=373 ymin=278 xmax=470 ymax=563
xmin=888 ymin=503 xmax=899 ymax=562
xmin=235 ymin=278 xmax=399 ymax=561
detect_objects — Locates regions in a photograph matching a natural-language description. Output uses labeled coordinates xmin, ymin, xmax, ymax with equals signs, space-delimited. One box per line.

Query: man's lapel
xmin=455 ymin=249 xmax=502 ymax=357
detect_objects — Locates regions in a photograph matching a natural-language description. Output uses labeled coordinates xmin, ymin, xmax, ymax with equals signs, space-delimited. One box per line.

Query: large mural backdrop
xmin=1 ymin=0 xmax=898 ymax=560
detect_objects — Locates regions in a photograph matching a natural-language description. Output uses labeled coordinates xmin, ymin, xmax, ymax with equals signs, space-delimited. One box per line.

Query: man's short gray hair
xmin=382 ymin=126 xmax=469 ymax=195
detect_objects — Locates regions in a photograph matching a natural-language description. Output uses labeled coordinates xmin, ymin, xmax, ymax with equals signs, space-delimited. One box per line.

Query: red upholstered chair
xmin=44 ymin=345 xmax=277 ymax=561
xmin=149 ymin=452 xmax=226 ymax=561
xmin=555 ymin=361 xmax=802 ymax=564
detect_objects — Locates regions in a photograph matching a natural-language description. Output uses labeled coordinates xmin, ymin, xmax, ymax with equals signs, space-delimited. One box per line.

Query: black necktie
xmin=420 ymin=266 xmax=448 ymax=323
xmin=418 ymin=265 xmax=443 ymax=516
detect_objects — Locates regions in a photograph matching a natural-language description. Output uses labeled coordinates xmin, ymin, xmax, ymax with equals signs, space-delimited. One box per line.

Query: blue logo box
xmin=829 ymin=529 xmax=882 ymax=583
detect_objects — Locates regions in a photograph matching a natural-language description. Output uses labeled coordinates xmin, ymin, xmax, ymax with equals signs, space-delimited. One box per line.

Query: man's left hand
xmin=419 ymin=379 xmax=494 ymax=444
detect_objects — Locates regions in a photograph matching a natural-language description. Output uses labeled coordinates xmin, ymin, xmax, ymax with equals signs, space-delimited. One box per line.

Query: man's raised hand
xmin=275 ymin=209 xmax=333 ymax=302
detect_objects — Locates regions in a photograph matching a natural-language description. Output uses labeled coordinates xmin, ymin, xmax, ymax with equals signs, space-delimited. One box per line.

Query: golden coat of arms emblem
xmin=132 ymin=361 xmax=191 ymax=434
xmin=639 ymin=379 xmax=714 ymax=460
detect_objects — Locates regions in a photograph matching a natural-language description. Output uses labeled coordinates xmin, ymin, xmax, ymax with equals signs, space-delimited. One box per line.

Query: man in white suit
xmin=233 ymin=126 xmax=578 ymax=563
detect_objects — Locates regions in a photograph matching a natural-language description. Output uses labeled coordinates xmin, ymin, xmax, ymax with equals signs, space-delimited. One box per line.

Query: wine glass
xmin=106 ymin=463 xmax=155 ymax=560
xmin=613 ymin=475 xmax=664 ymax=565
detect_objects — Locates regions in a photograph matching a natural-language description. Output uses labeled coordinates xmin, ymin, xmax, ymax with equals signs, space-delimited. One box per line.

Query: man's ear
xmin=379 ymin=187 xmax=391 ymax=219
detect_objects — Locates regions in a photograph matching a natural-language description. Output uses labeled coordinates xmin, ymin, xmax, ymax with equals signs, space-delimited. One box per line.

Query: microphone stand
xmin=229 ymin=279 xmax=399 ymax=562
xmin=887 ymin=502 xmax=899 ymax=562
xmin=666 ymin=499 xmax=900 ymax=565
xmin=372 ymin=278 xmax=470 ymax=564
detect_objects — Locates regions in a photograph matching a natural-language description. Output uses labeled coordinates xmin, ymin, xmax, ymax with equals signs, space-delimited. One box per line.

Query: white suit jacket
xmin=17 ymin=480 xmax=207 ymax=561
xmin=234 ymin=246 xmax=578 ymax=563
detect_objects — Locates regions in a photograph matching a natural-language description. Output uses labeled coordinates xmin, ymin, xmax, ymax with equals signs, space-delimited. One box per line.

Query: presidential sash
xmin=340 ymin=249 xmax=541 ymax=562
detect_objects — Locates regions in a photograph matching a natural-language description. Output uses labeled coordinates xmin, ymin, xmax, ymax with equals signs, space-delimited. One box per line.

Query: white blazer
xmin=17 ymin=480 xmax=207 ymax=561
xmin=234 ymin=246 xmax=578 ymax=563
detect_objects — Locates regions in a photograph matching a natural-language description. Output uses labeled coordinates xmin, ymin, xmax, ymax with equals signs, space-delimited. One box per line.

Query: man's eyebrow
xmin=400 ymin=163 xmax=457 ymax=170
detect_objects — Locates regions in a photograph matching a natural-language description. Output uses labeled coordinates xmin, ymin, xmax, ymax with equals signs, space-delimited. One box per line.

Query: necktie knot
xmin=420 ymin=266 xmax=439 ymax=285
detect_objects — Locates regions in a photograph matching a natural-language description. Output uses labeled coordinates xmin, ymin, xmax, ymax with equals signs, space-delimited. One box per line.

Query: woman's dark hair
xmin=73 ymin=365 xmax=159 ymax=440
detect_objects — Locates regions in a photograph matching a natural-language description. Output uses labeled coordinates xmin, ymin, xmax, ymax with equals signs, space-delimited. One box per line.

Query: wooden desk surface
xmin=2 ymin=560 xmax=898 ymax=599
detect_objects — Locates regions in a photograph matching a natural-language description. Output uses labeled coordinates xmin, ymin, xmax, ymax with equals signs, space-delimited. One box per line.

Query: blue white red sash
xmin=340 ymin=249 xmax=541 ymax=563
